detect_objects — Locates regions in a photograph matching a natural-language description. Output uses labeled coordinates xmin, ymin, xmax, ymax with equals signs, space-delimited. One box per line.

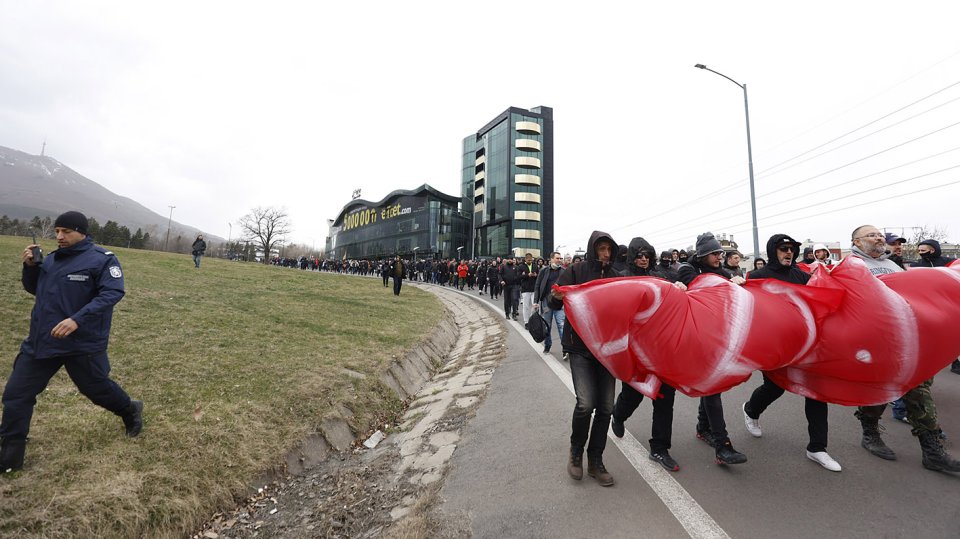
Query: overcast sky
xmin=2 ymin=1 xmax=959 ymax=257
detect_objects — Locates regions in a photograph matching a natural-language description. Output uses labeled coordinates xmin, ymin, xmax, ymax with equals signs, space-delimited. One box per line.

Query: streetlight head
xmin=694 ymin=64 xmax=707 ymax=69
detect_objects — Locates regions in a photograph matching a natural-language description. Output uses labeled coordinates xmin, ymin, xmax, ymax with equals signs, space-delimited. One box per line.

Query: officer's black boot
xmin=0 ymin=438 xmax=26 ymax=473
xmin=919 ymin=430 xmax=960 ymax=472
xmin=120 ymin=400 xmax=144 ymax=437
xmin=859 ymin=416 xmax=896 ymax=460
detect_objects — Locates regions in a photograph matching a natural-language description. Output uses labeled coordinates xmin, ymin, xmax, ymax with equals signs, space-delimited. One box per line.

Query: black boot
xmin=0 ymin=438 xmax=26 ymax=473
xmin=951 ymin=359 xmax=960 ymax=375
xmin=715 ymin=440 xmax=747 ymax=465
xmin=567 ymin=447 xmax=583 ymax=480
xmin=919 ymin=430 xmax=960 ymax=472
xmin=120 ymin=400 xmax=144 ymax=437
xmin=859 ymin=417 xmax=896 ymax=460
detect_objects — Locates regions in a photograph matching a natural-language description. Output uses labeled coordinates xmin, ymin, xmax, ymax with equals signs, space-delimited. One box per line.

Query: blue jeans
xmin=193 ymin=254 xmax=202 ymax=268
xmin=569 ymin=352 xmax=616 ymax=460
xmin=542 ymin=307 xmax=565 ymax=349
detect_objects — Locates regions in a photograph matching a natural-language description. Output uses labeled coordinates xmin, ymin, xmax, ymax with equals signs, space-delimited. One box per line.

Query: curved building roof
xmin=332 ymin=183 xmax=460 ymax=226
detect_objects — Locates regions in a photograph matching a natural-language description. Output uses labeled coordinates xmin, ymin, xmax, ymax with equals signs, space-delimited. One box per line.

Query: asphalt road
xmin=434 ymin=284 xmax=960 ymax=539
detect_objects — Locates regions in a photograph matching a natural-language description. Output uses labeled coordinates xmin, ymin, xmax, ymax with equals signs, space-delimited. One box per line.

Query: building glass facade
xmin=462 ymin=106 xmax=553 ymax=259
xmin=325 ymin=185 xmax=470 ymax=260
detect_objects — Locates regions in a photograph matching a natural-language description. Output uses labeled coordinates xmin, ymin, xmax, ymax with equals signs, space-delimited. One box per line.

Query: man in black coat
xmin=911 ymin=239 xmax=960 ymax=374
xmin=610 ymin=237 xmax=684 ymax=472
xmin=676 ymin=232 xmax=747 ymax=465
xmin=912 ymin=239 xmax=956 ymax=268
xmin=548 ymin=231 xmax=621 ymax=486
xmin=742 ymin=234 xmax=840 ymax=472
xmin=500 ymin=258 xmax=521 ymax=320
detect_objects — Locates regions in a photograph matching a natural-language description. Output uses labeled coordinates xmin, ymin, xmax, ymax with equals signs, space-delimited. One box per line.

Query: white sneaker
xmin=806 ymin=450 xmax=842 ymax=472
xmin=743 ymin=403 xmax=762 ymax=437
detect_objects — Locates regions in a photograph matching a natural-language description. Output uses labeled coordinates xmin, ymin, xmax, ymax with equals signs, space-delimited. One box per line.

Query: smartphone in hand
xmin=31 ymin=234 xmax=43 ymax=264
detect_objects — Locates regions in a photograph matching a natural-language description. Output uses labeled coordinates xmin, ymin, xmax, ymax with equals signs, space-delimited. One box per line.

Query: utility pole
xmin=164 ymin=205 xmax=176 ymax=252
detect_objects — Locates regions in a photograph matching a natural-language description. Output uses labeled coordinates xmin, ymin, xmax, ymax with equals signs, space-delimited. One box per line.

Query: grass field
xmin=0 ymin=235 xmax=443 ymax=538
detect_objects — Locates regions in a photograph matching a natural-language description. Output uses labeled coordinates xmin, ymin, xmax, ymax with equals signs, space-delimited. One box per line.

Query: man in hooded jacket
xmin=911 ymin=239 xmax=959 ymax=374
xmin=548 ymin=231 xmax=622 ymax=486
xmin=677 ymin=232 xmax=748 ymax=465
xmin=610 ymin=237 xmax=684 ymax=471
xmin=912 ymin=239 xmax=956 ymax=268
xmin=742 ymin=234 xmax=841 ymax=472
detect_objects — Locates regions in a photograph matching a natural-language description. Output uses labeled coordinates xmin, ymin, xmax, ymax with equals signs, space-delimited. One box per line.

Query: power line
xmin=761 ymin=146 xmax=960 ymax=211
xmin=758 ymin=48 xmax=960 ymax=156
xmin=757 ymin=119 xmax=960 ymax=200
xmin=654 ymin=172 xmax=960 ymax=249
xmin=756 ymin=79 xmax=960 ymax=179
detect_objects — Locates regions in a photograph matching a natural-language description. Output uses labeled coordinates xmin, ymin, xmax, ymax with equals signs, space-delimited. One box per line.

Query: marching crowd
xmin=325 ymin=227 xmax=959 ymax=488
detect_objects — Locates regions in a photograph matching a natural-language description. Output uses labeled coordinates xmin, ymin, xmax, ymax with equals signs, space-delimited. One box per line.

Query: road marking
xmin=433 ymin=286 xmax=730 ymax=539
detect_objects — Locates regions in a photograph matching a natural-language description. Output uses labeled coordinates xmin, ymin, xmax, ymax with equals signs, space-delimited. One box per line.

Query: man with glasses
xmin=849 ymin=225 xmax=960 ymax=472
xmin=742 ymin=234 xmax=840 ymax=471
xmin=677 ymin=232 xmax=747 ymax=465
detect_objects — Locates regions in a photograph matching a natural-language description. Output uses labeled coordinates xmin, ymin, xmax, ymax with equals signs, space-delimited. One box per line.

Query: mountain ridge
xmin=0 ymin=145 xmax=220 ymax=242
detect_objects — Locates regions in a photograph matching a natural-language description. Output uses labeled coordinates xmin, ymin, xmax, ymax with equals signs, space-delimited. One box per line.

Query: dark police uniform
xmin=1 ymin=237 xmax=134 ymax=443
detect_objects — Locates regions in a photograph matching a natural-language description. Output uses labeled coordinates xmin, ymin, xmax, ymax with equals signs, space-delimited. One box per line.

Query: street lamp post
xmin=164 ymin=205 xmax=176 ymax=252
xmin=413 ymin=246 xmax=420 ymax=261
xmin=456 ymin=246 xmax=463 ymax=260
xmin=694 ymin=63 xmax=760 ymax=261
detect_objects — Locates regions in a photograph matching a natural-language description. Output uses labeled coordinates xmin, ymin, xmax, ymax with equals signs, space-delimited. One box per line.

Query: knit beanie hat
xmin=694 ymin=232 xmax=723 ymax=258
xmin=54 ymin=211 xmax=88 ymax=234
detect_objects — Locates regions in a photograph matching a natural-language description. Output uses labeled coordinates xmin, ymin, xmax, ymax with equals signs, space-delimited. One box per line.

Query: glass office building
xmin=462 ymin=105 xmax=553 ymax=259
xmin=326 ymin=184 xmax=470 ymax=260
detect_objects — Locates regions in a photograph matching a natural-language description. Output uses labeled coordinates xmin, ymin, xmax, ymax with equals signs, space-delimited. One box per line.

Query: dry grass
xmin=0 ymin=235 xmax=442 ymax=538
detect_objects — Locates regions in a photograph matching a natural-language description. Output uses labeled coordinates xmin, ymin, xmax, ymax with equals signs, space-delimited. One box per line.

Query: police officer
xmin=0 ymin=211 xmax=143 ymax=473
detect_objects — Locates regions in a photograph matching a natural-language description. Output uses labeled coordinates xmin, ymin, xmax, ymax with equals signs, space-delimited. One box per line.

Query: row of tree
xmin=0 ymin=215 xmax=151 ymax=249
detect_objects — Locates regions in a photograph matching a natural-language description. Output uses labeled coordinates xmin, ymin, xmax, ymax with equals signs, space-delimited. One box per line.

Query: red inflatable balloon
xmin=768 ymin=258 xmax=960 ymax=405
xmin=557 ymin=259 xmax=960 ymax=406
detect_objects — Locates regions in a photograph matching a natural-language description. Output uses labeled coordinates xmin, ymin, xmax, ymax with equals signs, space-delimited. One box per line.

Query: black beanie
xmin=54 ymin=211 xmax=88 ymax=234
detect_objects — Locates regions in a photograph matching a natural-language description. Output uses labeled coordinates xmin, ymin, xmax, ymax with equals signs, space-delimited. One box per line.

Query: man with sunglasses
xmin=849 ymin=225 xmax=960 ymax=472
xmin=677 ymin=232 xmax=747 ymax=465
xmin=610 ymin=237 xmax=686 ymax=471
xmin=742 ymin=234 xmax=840 ymax=471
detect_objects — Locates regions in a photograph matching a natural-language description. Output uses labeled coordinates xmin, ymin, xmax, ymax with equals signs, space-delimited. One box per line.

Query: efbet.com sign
xmin=342 ymin=203 xmax=413 ymax=231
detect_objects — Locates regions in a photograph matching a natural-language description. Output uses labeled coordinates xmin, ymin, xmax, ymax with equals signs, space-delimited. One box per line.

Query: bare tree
xmin=238 ymin=207 xmax=292 ymax=263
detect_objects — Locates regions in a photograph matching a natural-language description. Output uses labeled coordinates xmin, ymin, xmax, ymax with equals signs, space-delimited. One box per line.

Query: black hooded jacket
xmin=911 ymin=239 xmax=956 ymax=267
xmin=626 ymin=238 xmax=678 ymax=281
xmin=548 ymin=231 xmax=621 ymax=356
xmin=746 ymin=234 xmax=810 ymax=285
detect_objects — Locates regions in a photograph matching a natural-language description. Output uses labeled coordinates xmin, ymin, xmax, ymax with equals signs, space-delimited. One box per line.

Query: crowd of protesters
xmin=277 ymin=229 xmax=959 ymax=487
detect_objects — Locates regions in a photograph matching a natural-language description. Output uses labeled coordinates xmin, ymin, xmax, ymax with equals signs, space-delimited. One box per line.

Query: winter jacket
xmin=20 ymin=237 xmax=125 ymax=359
xmin=192 ymin=239 xmax=206 ymax=256
xmin=745 ymin=234 xmax=810 ymax=285
xmin=548 ymin=231 xmax=621 ymax=356
xmin=911 ymin=239 xmax=956 ymax=267
xmin=500 ymin=262 xmax=522 ymax=286
xmin=519 ymin=262 xmax=538 ymax=292
xmin=676 ymin=257 xmax=731 ymax=286
xmin=534 ymin=264 xmax=563 ymax=306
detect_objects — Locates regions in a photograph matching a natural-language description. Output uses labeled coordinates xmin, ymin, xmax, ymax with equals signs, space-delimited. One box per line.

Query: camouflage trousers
xmin=856 ymin=378 xmax=938 ymax=436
